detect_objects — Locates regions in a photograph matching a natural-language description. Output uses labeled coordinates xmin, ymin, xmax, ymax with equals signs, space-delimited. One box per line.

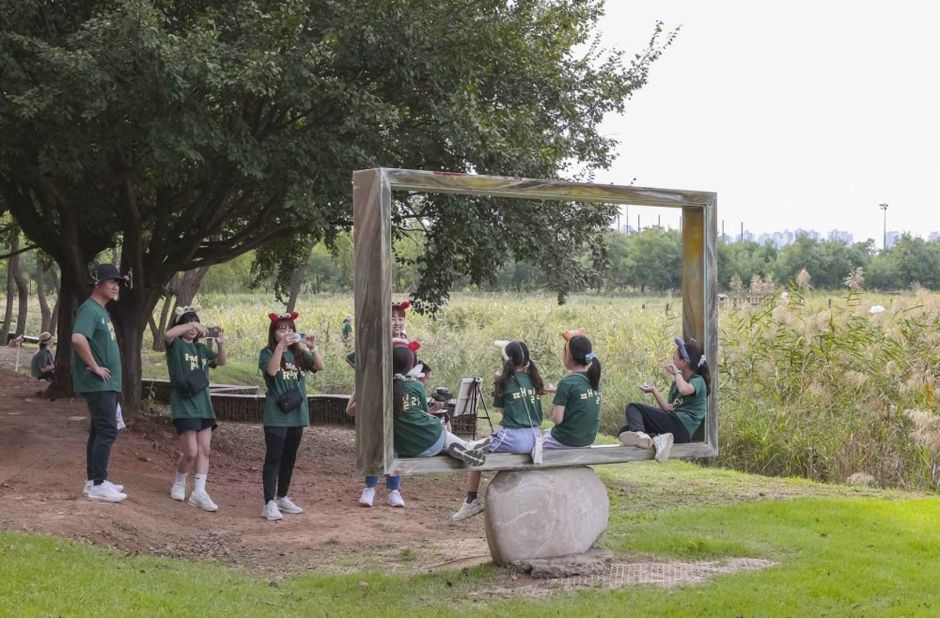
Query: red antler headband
xmin=392 ymin=301 xmax=410 ymax=312
xmin=268 ymin=311 xmax=299 ymax=322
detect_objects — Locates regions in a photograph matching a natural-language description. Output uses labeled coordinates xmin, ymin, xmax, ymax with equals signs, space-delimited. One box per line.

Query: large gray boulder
xmin=484 ymin=466 xmax=609 ymax=565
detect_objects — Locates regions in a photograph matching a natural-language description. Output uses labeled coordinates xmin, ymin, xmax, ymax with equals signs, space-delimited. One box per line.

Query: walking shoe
xmin=188 ymin=490 xmax=218 ymax=512
xmin=387 ymin=490 xmax=406 ymax=508
xmin=652 ymin=433 xmax=674 ymax=463
xmin=358 ymin=487 xmax=375 ymax=507
xmin=86 ymin=483 xmax=127 ymax=503
xmin=619 ymin=430 xmax=653 ymax=449
xmin=276 ymin=496 xmax=304 ymax=514
xmin=170 ymin=482 xmax=186 ymax=501
xmin=84 ymin=480 xmax=125 ymax=495
xmin=262 ymin=500 xmax=283 ymax=521
xmin=447 ymin=443 xmax=487 ymax=468
xmin=452 ymin=498 xmax=484 ymax=521
xmin=467 ymin=437 xmax=492 ymax=452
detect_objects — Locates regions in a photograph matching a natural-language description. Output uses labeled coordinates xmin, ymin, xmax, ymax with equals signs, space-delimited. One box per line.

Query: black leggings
xmin=262 ymin=426 xmax=304 ymax=503
xmin=619 ymin=403 xmax=691 ymax=443
xmin=85 ymin=391 xmax=119 ymax=484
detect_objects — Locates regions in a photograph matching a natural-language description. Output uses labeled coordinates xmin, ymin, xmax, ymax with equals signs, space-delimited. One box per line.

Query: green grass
xmin=3 ymin=464 xmax=940 ymax=616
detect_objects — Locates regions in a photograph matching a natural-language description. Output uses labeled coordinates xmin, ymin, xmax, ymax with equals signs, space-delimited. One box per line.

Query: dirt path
xmin=0 ymin=368 xmax=489 ymax=575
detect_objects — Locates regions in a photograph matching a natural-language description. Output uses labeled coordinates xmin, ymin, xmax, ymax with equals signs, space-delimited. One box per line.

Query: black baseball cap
xmin=89 ymin=264 xmax=130 ymax=286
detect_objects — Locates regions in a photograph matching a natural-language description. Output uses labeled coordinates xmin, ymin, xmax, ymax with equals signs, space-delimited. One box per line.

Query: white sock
xmin=194 ymin=474 xmax=207 ymax=493
xmin=175 ymin=472 xmax=188 ymax=486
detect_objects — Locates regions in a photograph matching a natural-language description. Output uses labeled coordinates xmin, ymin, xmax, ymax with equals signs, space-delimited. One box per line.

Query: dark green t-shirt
xmin=31 ymin=348 xmax=53 ymax=378
xmin=493 ymin=372 xmax=542 ymax=429
xmin=670 ymin=374 xmax=708 ymax=437
xmin=550 ymin=372 xmax=600 ymax=447
xmin=341 ymin=320 xmax=353 ymax=342
xmin=166 ymin=338 xmax=217 ymax=420
xmin=71 ymin=298 xmax=122 ymax=393
xmin=393 ymin=379 xmax=443 ymax=458
xmin=259 ymin=347 xmax=315 ymax=427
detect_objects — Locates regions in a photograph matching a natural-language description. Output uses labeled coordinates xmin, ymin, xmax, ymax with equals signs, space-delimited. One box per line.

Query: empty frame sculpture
xmin=352 ymin=169 xmax=718 ymax=476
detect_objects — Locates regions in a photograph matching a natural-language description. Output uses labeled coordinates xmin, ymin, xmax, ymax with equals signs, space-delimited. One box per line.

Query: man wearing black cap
xmin=72 ymin=264 xmax=129 ymax=503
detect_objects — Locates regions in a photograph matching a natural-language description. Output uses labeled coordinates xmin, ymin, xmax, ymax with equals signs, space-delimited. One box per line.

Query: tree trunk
xmin=49 ymin=269 xmax=60 ymax=337
xmin=12 ymin=246 xmax=29 ymax=336
xmin=286 ymin=237 xmax=316 ymax=312
xmin=36 ymin=267 xmax=53 ymax=333
xmin=47 ymin=284 xmax=80 ymax=399
xmin=1 ymin=233 xmax=17 ymax=343
xmin=151 ymin=291 xmax=174 ymax=352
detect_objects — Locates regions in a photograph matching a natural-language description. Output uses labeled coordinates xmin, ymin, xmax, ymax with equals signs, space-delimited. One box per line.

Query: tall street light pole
xmin=879 ymin=203 xmax=889 ymax=250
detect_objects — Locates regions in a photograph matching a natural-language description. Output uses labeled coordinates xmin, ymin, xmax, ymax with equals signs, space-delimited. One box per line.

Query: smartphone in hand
xmin=206 ymin=326 xmax=221 ymax=339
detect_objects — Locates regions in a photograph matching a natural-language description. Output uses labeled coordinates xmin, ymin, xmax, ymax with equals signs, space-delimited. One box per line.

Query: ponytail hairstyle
xmin=391 ymin=340 xmax=419 ymax=417
xmin=677 ymin=337 xmax=712 ymax=396
xmin=266 ymin=311 xmax=315 ymax=372
xmin=494 ymin=341 xmax=545 ymax=397
xmin=171 ymin=307 xmax=201 ymax=343
xmin=566 ymin=334 xmax=601 ymax=391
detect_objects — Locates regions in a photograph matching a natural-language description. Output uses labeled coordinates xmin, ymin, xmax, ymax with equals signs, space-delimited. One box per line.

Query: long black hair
xmin=172 ymin=310 xmax=201 ymax=343
xmin=567 ymin=335 xmax=601 ymax=391
xmin=266 ymin=317 xmax=315 ymax=372
xmin=392 ymin=344 xmax=417 ymax=417
xmin=680 ymin=338 xmax=712 ymax=396
xmin=494 ymin=341 xmax=545 ymax=397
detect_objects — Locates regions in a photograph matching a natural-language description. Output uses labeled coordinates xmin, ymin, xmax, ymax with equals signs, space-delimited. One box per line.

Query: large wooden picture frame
xmin=353 ymin=168 xmax=718 ymax=476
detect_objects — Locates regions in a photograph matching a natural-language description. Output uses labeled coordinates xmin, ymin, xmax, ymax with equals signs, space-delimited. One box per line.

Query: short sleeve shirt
xmin=166 ymin=338 xmax=217 ymax=420
xmin=71 ymin=298 xmax=122 ymax=393
xmin=670 ymin=374 xmax=708 ymax=437
xmin=393 ymin=379 xmax=443 ymax=457
xmin=31 ymin=349 xmax=53 ymax=378
xmin=493 ymin=372 xmax=542 ymax=429
xmin=259 ymin=347 xmax=315 ymax=427
xmin=550 ymin=372 xmax=600 ymax=447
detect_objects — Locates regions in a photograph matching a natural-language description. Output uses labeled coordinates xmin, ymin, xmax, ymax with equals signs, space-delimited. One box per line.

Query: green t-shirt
xmin=341 ymin=320 xmax=353 ymax=342
xmin=31 ymin=348 xmax=53 ymax=378
xmin=550 ymin=372 xmax=600 ymax=447
xmin=670 ymin=374 xmax=708 ymax=438
xmin=258 ymin=347 xmax=315 ymax=427
xmin=166 ymin=338 xmax=217 ymax=420
xmin=71 ymin=298 xmax=122 ymax=393
xmin=493 ymin=372 xmax=543 ymax=429
xmin=393 ymin=379 xmax=443 ymax=458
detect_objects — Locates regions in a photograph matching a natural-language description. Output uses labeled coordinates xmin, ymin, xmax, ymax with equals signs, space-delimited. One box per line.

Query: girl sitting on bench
xmin=543 ymin=330 xmax=602 ymax=449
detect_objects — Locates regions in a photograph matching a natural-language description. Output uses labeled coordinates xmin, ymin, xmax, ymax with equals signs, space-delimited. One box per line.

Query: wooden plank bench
xmin=389 ymin=442 xmax=714 ymax=475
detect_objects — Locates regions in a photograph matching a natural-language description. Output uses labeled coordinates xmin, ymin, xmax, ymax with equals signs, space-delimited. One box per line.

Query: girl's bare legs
xmin=195 ymin=428 xmax=212 ymax=476
xmin=177 ymin=431 xmax=198 ymax=474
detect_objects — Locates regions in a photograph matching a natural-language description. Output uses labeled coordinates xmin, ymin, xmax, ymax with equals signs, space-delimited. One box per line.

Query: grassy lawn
xmin=3 ymin=463 xmax=939 ymax=616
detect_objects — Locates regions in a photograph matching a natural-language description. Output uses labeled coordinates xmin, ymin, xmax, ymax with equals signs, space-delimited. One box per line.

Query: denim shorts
xmin=489 ymin=427 xmax=541 ymax=453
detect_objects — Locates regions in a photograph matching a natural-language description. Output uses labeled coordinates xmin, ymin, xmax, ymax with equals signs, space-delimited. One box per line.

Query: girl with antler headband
xmin=258 ymin=311 xmax=325 ymax=521
xmin=164 ymin=306 xmax=227 ymax=512
xmin=618 ymin=337 xmax=711 ymax=462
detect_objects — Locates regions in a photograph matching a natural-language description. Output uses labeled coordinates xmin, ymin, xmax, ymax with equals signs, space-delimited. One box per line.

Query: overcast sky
xmin=593 ymin=1 xmax=940 ymax=243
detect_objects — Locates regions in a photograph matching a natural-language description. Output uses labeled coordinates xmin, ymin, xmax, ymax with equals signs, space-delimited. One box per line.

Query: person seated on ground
xmin=542 ymin=329 xmax=602 ymax=449
xmin=31 ymin=332 xmax=56 ymax=381
xmin=618 ymin=337 xmax=711 ymax=462
xmin=346 ymin=340 xmax=489 ymax=509
xmin=453 ymin=340 xmax=546 ymax=521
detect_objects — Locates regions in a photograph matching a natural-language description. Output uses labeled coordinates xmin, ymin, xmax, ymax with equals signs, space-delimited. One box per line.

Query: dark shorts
xmin=172 ymin=417 xmax=218 ymax=435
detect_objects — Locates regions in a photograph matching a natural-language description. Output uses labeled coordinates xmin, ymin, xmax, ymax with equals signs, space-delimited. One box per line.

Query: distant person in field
xmin=618 ymin=337 xmax=711 ymax=462
xmin=542 ymin=329 xmax=602 ymax=449
xmin=453 ymin=340 xmax=546 ymax=521
xmin=259 ymin=311 xmax=324 ymax=521
xmin=341 ymin=313 xmax=353 ymax=345
xmin=72 ymin=264 xmax=129 ymax=503
xmin=164 ymin=306 xmax=227 ymax=512
xmin=346 ymin=340 xmax=489 ymax=508
xmin=31 ymin=331 xmax=55 ymax=381
xmin=344 ymin=300 xmax=412 ymax=506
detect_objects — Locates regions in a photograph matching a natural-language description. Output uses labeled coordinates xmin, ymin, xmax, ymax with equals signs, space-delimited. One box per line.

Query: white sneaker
xmin=86 ymin=483 xmax=126 ymax=503
xmin=387 ymin=490 xmax=405 ymax=508
xmin=84 ymin=480 xmax=125 ymax=495
xmin=276 ymin=496 xmax=304 ymax=514
xmin=262 ymin=500 xmax=283 ymax=521
xmin=619 ymin=431 xmax=653 ymax=449
xmin=358 ymin=487 xmax=375 ymax=507
xmin=653 ymin=433 xmax=674 ymax=463
xmin=170 ymin=482 xmax=186 ymax=501
xmin=188 ymin=490 xmax=218 ymax=512
xmin=452 ymin=498 xmax=484 ymax=521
